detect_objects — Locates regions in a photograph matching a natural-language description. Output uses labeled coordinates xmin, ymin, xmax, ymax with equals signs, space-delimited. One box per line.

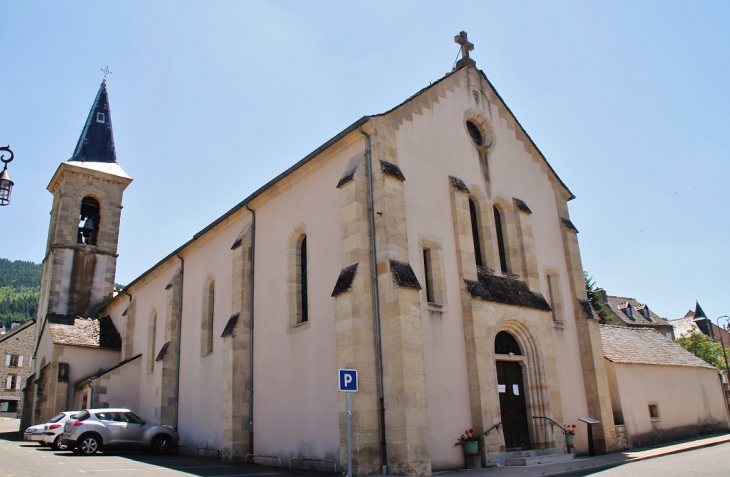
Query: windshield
xmin=49 ymin=413 xmax=65 ymax=423
xmin=74 ymin=410 xmax=90 ymax=421
xmin=122 ymin=412 xmax=145 ymax=424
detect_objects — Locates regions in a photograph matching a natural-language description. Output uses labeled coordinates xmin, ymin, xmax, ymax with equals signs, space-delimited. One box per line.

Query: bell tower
xmin=37 ymin=79 xmax=132 ymax=321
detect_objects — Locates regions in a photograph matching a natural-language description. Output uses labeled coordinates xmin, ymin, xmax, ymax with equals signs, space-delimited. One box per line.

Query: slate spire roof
xmin=693 ymin=300 xmax=712 ymax=337
xmin=69 ymin=80 xmax=117 ymax=163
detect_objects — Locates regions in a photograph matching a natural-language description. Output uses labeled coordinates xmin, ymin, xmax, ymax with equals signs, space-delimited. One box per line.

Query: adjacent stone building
xmin=1 ymin=320 xmax=35 ymax=416
xmin=596 ymin=290 xmax=675 ymax=340
xmin=24 ymin=36 xmax=621 ymax=474
xmin=601 ymin=325 xmax=728 ymax=449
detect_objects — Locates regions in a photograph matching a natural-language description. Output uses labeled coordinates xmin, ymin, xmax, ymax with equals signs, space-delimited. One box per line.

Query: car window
xmin=95 ymin=412 xmax=119 ymax=422
xmin=120 ymin=412 xmax=145 ymax=424
xmin=49 ymin=413 xmax=65 ymax=423
xmin=74 ymin=410 xmax=90 ymax=421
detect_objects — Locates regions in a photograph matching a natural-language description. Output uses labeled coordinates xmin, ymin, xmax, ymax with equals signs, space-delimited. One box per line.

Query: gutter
xmin=245 ymin=204 xmax=256 ymax=454
xmin=173 ymin=252 xmax=185 ymax=430
xmin=358 ymin=126 xmax=388 ymax=473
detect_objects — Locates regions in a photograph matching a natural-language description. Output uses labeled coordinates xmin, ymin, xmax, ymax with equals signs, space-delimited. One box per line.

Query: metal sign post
xmin=339 ymin=369 xmax=358 ymax=477
xmin=578 ymin=417 xmax=601 ymax=457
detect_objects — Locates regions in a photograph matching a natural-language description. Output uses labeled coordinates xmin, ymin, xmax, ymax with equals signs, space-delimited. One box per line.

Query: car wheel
xmin=151 ymin=435 xmax=173 ymax=455
xmin=79 ymin=435 xmax=100 ymax=455
xmin=53 ymin=435 xmax=69 ymax=451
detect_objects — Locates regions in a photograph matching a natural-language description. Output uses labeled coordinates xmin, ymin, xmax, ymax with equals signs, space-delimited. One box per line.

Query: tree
xmin=584 ymin=271 xmax=610 ymax=325
xmin=675 ymin=329 xmax=728 ymax=372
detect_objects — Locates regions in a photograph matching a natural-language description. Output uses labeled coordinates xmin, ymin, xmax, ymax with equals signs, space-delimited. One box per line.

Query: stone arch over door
xmin=494 ymin=320 xmax=554 ymax=450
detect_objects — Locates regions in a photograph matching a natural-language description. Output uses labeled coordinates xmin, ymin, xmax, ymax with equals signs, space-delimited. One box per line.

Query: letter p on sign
xmin=339 ymin=369 xmax=358 ymax=392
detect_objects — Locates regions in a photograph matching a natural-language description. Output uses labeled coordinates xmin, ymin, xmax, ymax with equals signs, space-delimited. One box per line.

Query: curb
xmin=538 ymin=436 xmax=730 ymax=477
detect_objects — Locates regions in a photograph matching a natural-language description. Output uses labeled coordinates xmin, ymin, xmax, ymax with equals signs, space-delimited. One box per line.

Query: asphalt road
xmin=0 ymin=419 xmax=325 ymax=477
xmin=555 ymin=442 xmax=730 ymax=477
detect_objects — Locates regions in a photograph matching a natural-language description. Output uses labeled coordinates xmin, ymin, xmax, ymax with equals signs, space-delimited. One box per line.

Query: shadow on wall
xmin=629 ymin=421 xmax=730 ymax=449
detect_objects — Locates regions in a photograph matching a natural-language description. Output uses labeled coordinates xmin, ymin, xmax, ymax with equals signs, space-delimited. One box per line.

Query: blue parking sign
xmin=339 ymin=369 xmax=358 ymax=392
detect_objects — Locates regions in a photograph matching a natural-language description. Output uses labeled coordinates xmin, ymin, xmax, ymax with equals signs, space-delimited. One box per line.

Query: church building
xmin=23 ymin=35 xmax=620 ymax=475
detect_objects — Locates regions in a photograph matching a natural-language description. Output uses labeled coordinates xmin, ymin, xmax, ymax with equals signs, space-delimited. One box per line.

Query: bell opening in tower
xmin=78 ymin=197 xmax=100 ymax=246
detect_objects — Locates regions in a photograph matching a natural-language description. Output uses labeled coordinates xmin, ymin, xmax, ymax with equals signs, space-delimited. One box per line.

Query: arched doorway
xmin=495 ymin=331 xmax=530 ymax=451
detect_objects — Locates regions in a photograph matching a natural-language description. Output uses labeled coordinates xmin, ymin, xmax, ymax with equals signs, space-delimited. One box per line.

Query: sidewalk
xmin=431 ymin=433 xmax=730 ymax=477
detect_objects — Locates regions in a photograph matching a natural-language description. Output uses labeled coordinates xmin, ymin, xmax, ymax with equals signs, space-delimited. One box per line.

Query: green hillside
xmin=0 ymin=258 xmax=42 ymax=330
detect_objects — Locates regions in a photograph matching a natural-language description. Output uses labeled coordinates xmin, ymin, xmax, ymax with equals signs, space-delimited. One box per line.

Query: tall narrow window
xmin=300 ymin=236 xmax=308 ymax=323
xmin=546 ymin=272 xmax=564 ymax=323
xmin=469 ymin=198 xmax=484 ymax=268
xmin=547 ymin=275 xmax=557 ymax=321
xmin=494 ymin=206 xmax=508 ymax=273
xmin=423 ymin=248 xmax=435 ymax=303
xmin=203 ymin=281 xmax=215 ymax=355
xmin=78 ymin=197 xmax=100 ymax=245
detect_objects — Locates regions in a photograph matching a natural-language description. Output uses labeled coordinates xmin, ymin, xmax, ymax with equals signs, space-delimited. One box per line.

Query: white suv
xmin=40 ymin=411 xmax=80 ymax=450
xmin=62 ymin=408 xmax=179 ymax=455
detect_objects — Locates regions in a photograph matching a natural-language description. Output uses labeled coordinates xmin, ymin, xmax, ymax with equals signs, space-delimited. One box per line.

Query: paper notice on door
xmin=498 ymin=384 xmax=506 ymax=393
xmin=513 ymin=384 xmax=520 ymax=395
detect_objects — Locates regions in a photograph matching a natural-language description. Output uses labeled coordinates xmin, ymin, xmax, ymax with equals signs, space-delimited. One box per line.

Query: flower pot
xmin=565 ymin=434 xmax=575 ymax=446
xmin=462 ymin=440 xmax=479 ymax=455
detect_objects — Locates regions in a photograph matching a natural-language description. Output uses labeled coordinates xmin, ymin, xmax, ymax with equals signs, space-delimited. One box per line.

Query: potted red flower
xmin=563 ymin=424 xmax=576 ymax=448
xmin=454 ymin=428 xmax=480 ymax=455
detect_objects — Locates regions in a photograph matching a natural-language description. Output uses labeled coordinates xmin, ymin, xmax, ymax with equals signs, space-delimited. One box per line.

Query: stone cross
xmin=454 ymin=31 xmax=474 ymax=61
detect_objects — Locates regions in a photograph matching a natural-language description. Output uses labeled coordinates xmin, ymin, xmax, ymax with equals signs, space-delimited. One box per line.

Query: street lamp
xmin=0 ymin=145 xmax=15 ymax=206
xmin=715 ymin=315 xmax=730 ymax=379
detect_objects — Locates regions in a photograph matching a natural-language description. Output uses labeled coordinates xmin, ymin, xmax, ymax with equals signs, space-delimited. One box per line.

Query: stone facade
xmin=0 ymin=321 xmax=35 ymax=416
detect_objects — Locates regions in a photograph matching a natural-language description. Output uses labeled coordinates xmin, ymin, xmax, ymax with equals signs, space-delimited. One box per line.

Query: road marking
xmin=205 ymin=474 xmax=287 ymax=477
xmin=78 ymin=470 xmax=140 ymax=473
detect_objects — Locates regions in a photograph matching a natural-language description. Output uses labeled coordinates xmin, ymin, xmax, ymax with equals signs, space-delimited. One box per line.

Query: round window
xmin=466 ymin=120 xmax=483 ymax=146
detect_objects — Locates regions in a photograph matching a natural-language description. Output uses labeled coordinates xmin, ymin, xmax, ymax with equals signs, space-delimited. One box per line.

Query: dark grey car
xmin=61 ymin=408 xmax=179 ymax=455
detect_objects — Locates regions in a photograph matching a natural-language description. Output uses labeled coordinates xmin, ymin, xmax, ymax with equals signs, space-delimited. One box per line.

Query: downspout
xmin=123 ymin=289 xmax=133 ymax=359
xmin=245 ymin=204 xmax=256 ymax=454
xmin=358 ymin=125 xmax=388 ymax=474
xmin=173 ymin=252 xmax=184 ymax=430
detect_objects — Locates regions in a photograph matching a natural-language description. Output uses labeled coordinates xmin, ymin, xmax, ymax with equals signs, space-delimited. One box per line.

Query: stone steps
xmin=505 ymin=452 xmax=574 ymax=466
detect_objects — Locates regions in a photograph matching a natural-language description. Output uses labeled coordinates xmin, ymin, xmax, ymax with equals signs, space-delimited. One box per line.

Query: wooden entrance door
xmin=496 ymin=361 xmax=530 ymax=451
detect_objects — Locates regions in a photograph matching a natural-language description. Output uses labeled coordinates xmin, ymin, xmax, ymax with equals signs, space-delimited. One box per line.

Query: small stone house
xmin=0 ymin=320 xmax=35 ymax=416
xmin=601 ymin=325 xmax=728 ymax=449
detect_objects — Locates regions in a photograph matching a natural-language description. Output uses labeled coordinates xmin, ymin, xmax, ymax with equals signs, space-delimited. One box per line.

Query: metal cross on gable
xmin=454 ymin=31 xmax=474 ymax=61
xmin=101 ymin=66 xmax=112 ymax=79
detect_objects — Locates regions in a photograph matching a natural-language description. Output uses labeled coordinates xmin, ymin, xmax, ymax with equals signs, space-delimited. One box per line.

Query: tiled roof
xmin=0 ymin=319 xmax=35 ymax=343
xmin=600 ymin=325 xmax=715 ymax=369
xmin=69 ymin=80 xmax=117 ymax=163
xmin=47 ymin=314 xmax=122 ymax=350
xmin=604 ymin=295 xmax=669 ymax=327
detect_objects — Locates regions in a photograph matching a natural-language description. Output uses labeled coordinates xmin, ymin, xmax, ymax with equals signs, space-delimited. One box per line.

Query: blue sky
xmin=1 ymin=1 xmax=728 ymax=321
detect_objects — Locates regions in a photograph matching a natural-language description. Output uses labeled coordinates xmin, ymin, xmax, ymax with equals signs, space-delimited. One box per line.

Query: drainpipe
xmin=123 ymin=289 xmax=133 ymax=359
xmin=173 ymin=252 xmax=184 ymax=430
xmin=245 ymin=204 xmax=256 ymax=454
xmin=358 ymin=125 xmax=388 ymax=474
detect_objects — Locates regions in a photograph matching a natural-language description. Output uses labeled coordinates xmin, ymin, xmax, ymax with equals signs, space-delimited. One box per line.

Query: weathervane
xmin=101 ymin=66 xmax=112 ymax=80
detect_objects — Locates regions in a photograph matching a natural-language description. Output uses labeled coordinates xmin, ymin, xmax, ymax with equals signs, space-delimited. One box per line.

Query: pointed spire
xmin=69 ymin=80 xmax=117 ymax=163
xmin=694 ymin=301 xmax=708 ymax=319
xmin=693 ymin=300 xmax=713 ymax=338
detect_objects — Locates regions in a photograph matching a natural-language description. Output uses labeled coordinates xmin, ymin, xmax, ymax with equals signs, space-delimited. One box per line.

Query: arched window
xmin=493 ymin=206 xmax=508 ymax=273
xmin=299 ymin=236 xmax=308 ymax=323
xmin=494 ymin=331 xmax=521 ymax=355
xmin=78 ymin=197 xmax=100 ymax=245
xmin=202 ymin=280 xmax=215 ymax=355
xmin=147 ymin=310 xmax=157 ymax=373
xmin=469 ymin=198 xmax=484 ymax=268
